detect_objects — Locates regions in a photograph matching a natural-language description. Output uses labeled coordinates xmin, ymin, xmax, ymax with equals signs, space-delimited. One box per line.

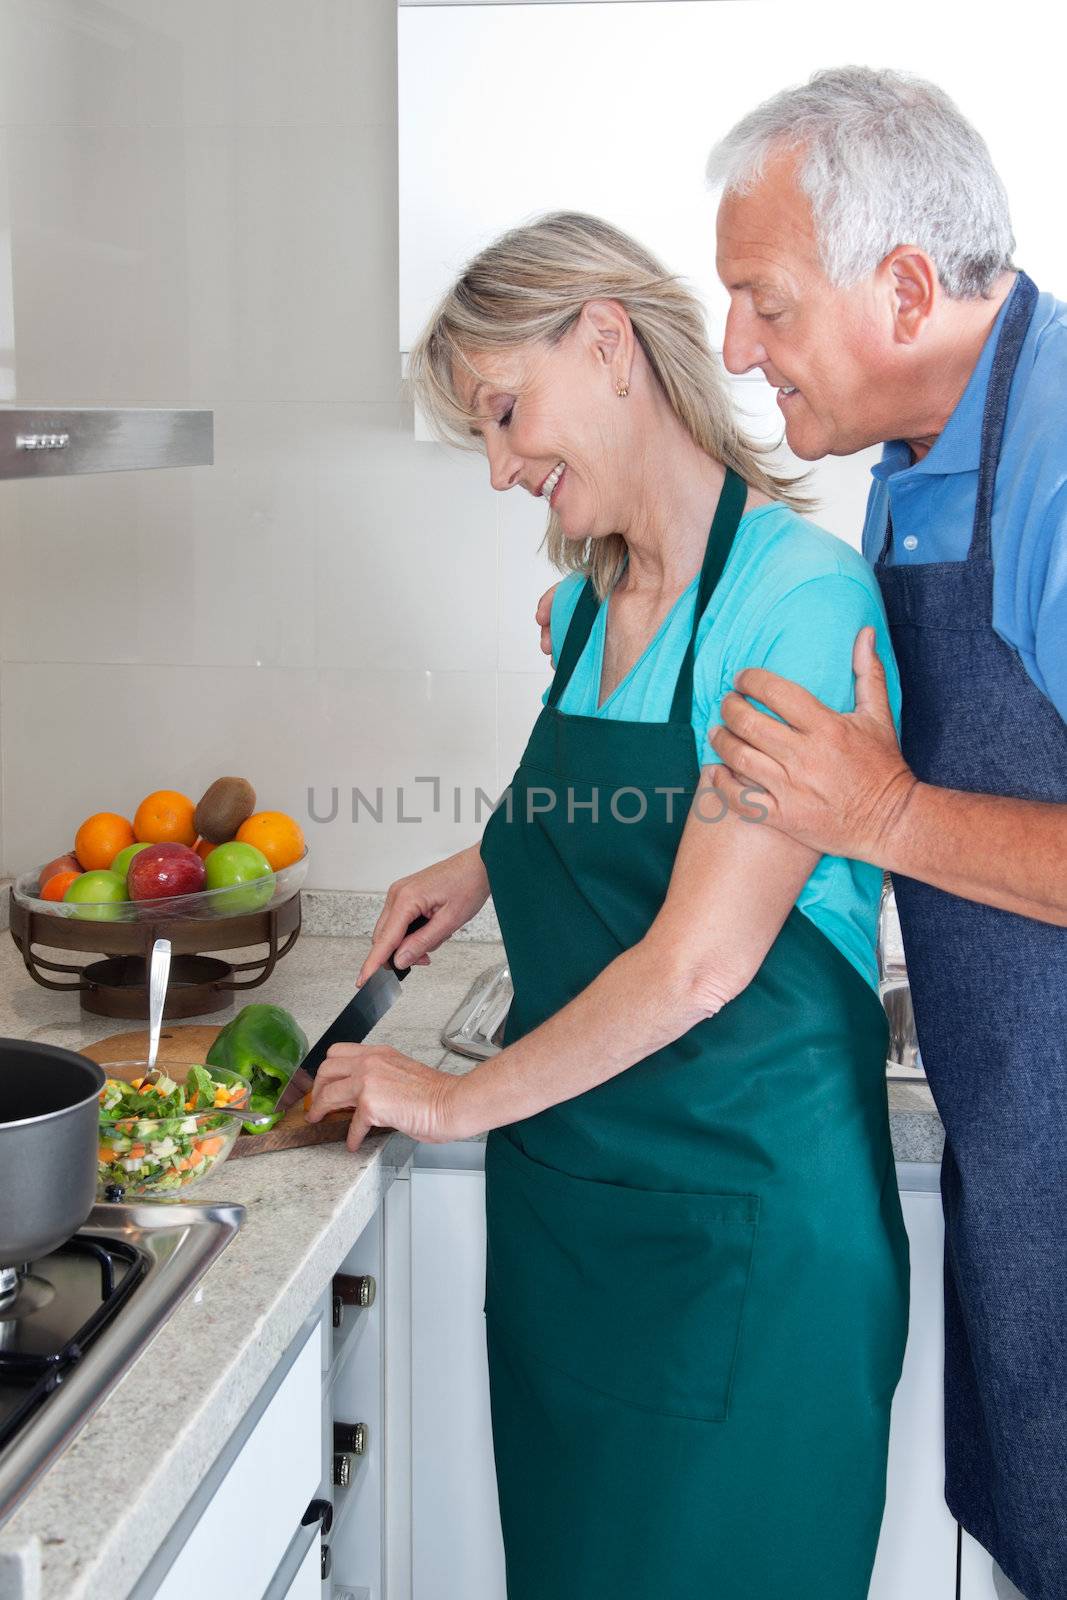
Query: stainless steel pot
xmin=0 ymin=1039 xmax=105 ymax=1267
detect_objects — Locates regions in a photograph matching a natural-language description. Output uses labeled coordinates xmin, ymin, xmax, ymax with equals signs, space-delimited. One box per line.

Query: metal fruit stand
xmin=8 ymin=857 xmax=306 ymax=1020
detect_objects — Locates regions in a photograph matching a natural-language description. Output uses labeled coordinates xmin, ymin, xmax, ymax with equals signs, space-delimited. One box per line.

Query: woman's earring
xmin=615 ymin=380 xmax=630 ymax=398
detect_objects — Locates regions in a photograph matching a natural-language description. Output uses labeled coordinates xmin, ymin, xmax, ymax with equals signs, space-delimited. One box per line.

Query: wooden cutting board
xmin=81 ymin=1025 xmax=354 ymax=1159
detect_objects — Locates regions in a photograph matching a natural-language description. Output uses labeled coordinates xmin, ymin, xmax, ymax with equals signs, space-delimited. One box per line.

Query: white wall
xmin=3 ymin=1 xmax=1058 ymax=891
xmin=399 ymin=0 xmax=1067 ymax=547
xmin=0 ymin=0 xmax=554 ymax=889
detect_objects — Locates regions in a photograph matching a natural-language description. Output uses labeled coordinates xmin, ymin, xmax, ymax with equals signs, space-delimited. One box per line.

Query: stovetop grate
xmin=0 ymin=1236 xmax=149 ymax=1455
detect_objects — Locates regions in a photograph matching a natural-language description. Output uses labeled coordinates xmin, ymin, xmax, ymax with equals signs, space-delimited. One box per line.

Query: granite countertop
xmin=0 ymin=923 xmax=943 ymax=1599
xmin=0 ymin=933 xmax=502 ymax=1600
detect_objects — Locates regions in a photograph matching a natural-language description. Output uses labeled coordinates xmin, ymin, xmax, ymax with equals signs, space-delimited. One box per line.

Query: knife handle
xmin=387 ymin=913 xmax=430 ymax=979
xmin=299 ymin=915 xmax=433 ymax=1085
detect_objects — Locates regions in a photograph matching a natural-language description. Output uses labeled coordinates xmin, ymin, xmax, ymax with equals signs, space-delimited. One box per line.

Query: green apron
xmin=479 ymin=469 xmax=910 ymax=1600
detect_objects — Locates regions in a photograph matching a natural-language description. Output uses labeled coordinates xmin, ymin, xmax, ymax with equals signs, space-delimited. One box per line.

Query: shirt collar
xmin=872 ymin=276 xmax=1017 ymax=481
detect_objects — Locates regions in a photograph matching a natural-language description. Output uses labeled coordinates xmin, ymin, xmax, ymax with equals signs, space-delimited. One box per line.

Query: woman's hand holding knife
xmin=304 ymin=844 xmax=492 ymax=1151
xmin=356 ymin=843 xmax=490 ymax=984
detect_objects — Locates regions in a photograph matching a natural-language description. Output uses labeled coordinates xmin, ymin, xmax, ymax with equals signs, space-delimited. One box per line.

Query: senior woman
xmin=307 ymin=212 xmax=909 ymax=1599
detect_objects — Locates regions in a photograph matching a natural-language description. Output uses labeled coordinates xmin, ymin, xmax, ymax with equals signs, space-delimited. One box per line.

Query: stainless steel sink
xmin=441 ymin=962 xmax=511 ymax=1060
xmin=879 ymin=878 xmax=925 ymax=1081
xmin=0 ymin=1199 xmax=243 ymax=1529
xmin=443 ymin=959 xmax=926 ymax=1082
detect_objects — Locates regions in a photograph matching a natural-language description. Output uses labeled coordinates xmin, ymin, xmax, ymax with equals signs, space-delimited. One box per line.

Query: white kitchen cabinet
xmin=291 ymin=1169 xmax=413 ymax=1600
xmin=869 ymin=1168 xmax=958 ymax=1599
xmin=152 ymin=1319 xmax=324 ymax=1600
xmin=411 ymin=1151 xmax=506 ymax=1600
xmin=285 ymin=1530 xmax=326 ymax=1599
xmin=126 ymin=1179 xmax=411 ymax=1600
xmin=959 ymin=1530 xmax=1014 ymax=1599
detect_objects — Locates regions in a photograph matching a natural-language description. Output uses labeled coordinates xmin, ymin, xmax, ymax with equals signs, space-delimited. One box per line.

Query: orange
xmin=193 ymin=837 xmax=218 ymax=863
xmin=75 ymin=812 xmax=135 ymax=871
xmin=42 ymin=869 xmax=82 ymax=902
xmin=235 ymin=811 xmax=305 ymax=871
xmin=134 ymin=790 xmax=197 ymax=847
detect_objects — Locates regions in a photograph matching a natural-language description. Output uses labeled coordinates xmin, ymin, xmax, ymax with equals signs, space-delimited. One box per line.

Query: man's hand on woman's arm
xmin=536 ymin=584 xmax=559 ymax=660
xmin=709 ymin=626 xmax=1067 ymax=926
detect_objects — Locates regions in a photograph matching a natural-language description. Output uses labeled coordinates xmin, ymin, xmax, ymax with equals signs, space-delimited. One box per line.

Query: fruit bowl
xmin=9 ymin=865 xmax=305 ymax=1021
xmin=97 ymin=1060 xmax=250 ymax=1200
xmin=12 ymin=848 xmax=309 ymax=922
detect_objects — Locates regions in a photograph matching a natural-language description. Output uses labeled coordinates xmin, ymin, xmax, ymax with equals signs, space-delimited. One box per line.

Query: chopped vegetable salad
xmin=97 ymin=1064 xmax=247 ymax=1195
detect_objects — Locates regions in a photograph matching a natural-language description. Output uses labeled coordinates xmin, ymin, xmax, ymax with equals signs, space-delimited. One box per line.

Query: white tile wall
xmin=0 ymin=0 xmax=522 ymax=889
xmin=1 ymin=658 xmax=500 ymax=887
xmin=0 ymin=0 xmax=875 ymax=893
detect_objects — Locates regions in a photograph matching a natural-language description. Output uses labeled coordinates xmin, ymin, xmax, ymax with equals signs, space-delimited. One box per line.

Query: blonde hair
xmin=407 ymin=210 xmax=812 ymax=598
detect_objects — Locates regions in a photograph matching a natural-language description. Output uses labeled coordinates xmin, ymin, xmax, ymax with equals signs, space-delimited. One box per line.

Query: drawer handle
xmin=301 ymin=1497 xmax=333 ymax=1535
xmin=332 ymin=1272 xmax=376 ymax=1328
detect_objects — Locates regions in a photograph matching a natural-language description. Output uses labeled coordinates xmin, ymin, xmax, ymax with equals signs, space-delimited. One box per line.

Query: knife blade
xmin=275 ymin=914 xmax=430 ymax=1114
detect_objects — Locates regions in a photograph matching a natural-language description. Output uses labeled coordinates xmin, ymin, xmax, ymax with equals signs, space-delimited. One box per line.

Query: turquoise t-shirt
xmin=543 ymin=503 xmax=902 ymax=991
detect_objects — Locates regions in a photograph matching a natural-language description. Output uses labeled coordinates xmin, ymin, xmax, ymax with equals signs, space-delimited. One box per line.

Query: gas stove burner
xmin=0 ymin=1202 xmax=243 ymax=1534
xmin=0 ymin=1273 xmax=54 ymax=1325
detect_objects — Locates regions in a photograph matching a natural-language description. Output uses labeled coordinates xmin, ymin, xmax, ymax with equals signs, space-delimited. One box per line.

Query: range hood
xmin=0 ymin=407 xmax=213 ymax=480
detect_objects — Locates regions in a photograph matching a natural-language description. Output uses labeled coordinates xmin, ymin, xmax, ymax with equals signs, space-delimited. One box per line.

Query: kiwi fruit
xmin=195 ymin=777 xmax=257 ymax=844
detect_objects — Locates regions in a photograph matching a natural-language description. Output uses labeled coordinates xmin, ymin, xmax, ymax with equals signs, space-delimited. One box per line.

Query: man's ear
xmin=882 ymin=248 xmax=937 ymax=346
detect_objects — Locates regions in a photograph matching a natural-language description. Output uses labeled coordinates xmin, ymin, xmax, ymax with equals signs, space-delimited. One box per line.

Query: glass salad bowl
xmin=13 ymin=848 xmax=309 ymax=923
xmin=97 ymin=1061 xmax=251 ymax=1200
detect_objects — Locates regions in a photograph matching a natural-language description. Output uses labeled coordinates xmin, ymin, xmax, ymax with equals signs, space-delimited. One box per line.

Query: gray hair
xmin=706 ymin=66 xmax=1015 ymax=300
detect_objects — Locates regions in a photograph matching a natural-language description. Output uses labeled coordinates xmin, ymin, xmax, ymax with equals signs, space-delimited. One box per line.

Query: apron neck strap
xmin=546 ymin=465 xmax=749 ymax=717
xmin=969 ymin=269 xmax=1038 ymax=560
xmin=668 ymin=466 xmax=747 ymax=724
xmin=546 ymin=578 xmax=600 ymax=708
xmin=877 ymin=270 xmax=1038 ymax=566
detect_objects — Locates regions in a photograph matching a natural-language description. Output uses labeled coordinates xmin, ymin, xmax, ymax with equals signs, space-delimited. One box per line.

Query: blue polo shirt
xmin=861 ymin=280 xmax=1067 ymax=721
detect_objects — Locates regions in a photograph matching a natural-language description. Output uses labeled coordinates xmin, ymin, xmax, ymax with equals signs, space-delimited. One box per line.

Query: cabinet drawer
xmin=154 ymin=1324 xmax=323 ymax=1600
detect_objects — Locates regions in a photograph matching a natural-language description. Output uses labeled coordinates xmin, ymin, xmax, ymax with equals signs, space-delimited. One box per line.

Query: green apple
xmin=204 ymin=841 xmax=274 ymax=914
xmin=63 ymin=869 xmax=129 ymax=921
xmin=109 ymin=841 xmax=153 ymax=883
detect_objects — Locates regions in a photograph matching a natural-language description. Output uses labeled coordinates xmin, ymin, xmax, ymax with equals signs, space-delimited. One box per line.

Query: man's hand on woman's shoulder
xmin=536 ymin=584 xmax=559 ymax=660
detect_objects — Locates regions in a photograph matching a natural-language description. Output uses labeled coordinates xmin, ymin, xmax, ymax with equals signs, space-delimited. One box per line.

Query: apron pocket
xmin=484 ymin=1131 xmax=759 ymax=1423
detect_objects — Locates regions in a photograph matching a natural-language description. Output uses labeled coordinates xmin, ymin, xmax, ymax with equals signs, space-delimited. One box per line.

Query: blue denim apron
xmin=876 ymin=270 xmax=1067 ymax=1600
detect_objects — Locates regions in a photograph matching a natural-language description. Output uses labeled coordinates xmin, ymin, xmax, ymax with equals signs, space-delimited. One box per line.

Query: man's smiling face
xmin=715 ymin=149 xmax=891 ymax=461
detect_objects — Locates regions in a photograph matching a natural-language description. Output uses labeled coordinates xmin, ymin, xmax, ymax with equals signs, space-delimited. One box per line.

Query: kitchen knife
xmin=275 ymin=915 xmax=430 ymax=1114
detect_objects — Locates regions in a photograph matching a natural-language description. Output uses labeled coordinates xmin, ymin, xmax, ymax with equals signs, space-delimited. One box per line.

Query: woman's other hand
xmin=306 ymin=1043 xmax=463 ymax=1151
xmin=357 ymin=844 xmax=490 ymax=985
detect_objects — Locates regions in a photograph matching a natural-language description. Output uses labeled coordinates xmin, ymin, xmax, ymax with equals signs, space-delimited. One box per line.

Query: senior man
xmin=703 ymin=72 xmax=1066 ymax=1600
xmin=532 ymin=66 xmax=1065 ymax=1600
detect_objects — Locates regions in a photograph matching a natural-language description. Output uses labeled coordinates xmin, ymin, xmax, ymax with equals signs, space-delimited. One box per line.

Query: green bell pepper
xmin=206 ymin=1004 xmax=308 ymax=1135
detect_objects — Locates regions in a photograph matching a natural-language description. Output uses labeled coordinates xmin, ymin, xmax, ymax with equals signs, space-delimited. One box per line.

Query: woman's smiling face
xmin=456 ymin=301 xmax=638 ymax=541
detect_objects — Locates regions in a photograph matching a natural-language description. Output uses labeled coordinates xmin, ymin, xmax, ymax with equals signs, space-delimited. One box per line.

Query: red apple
xmin=128 ymin=842 xmax=206 ymax=902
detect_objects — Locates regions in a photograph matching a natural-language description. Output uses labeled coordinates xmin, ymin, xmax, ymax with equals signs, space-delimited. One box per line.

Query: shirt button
xmin=903 ymin=535 xmax=919 ymax=551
